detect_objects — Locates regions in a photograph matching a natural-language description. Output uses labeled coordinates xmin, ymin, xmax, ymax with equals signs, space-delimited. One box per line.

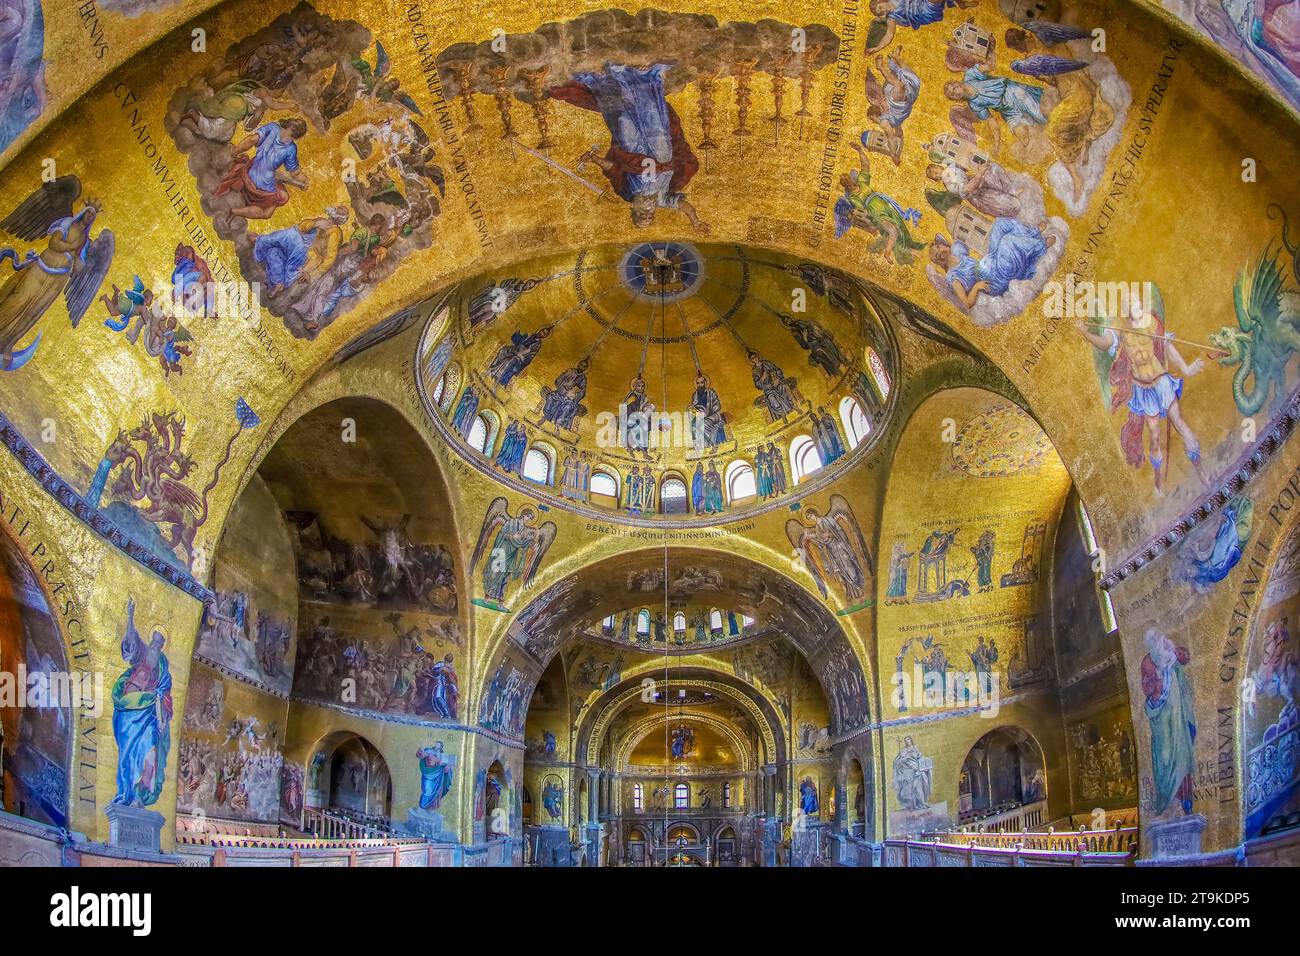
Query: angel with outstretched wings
xmin=470 ymin=496 xmax=558 ymax=608
xmin=353 ymin=42 xmax=422 ymax=115
xmin=786 ymin=494 xmax=874 ymax=603
xmin=1005 ymin=25 xmax=1116 ymax=205
xmin=0 ymin=175 xmax=114 ymax=371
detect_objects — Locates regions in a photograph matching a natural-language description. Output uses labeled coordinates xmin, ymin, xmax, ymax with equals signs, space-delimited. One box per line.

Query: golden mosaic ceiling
xmin=417 ymin=243 xmax=895 ymax=524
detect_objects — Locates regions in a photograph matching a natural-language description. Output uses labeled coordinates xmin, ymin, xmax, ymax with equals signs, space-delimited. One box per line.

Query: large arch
xmin=0 ymin=0 xmax=1295 ymax=874
xmin=478 ymin=546 xmax=873 ymax=743
xmin=0 ymin=528 xmax=72 ymax=829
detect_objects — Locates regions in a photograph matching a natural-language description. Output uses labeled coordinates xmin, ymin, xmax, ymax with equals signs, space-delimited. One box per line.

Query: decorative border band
xmin=1099 ymin=388 xmax=1300 ymax=591
xmin=294 ymin=697 xmax=526 ymax=749
xmin=0 ymin=410 xmax=213 ymax=603
xmin=192 ymin=653 xmax=291 ymax=699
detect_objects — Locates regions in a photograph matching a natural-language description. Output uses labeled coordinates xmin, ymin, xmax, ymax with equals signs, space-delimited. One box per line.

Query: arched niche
xmin=1242 ymin=516 xmax=1300 ymax=840
xmin=879 ymin=388 xmax=1134 ymax=834
xmin=325 ymin=735 xmax=392 ymax=820
xmin=480 ymin=546 xmax=872 ymax=744
xmin=253 ymin=398 xmax=466 ymax=724
xmin=845 ymin=753 xmax=867 ymax=839
xmin=958 ymin=727 xmax=1046 ymax=823
xmin=0 ymin=532 xmax=71 ymax=828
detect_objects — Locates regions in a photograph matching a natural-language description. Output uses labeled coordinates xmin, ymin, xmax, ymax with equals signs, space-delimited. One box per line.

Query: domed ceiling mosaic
xmin=416 ymin=243 xmax=896 ymax=525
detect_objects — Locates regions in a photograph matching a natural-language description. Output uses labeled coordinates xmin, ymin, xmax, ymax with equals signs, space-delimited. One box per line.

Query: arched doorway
xmin=326 ymin=736 xmax=391 ymax=822
xmin=484 ymin=760 xmax=507 ymax=839
xmin=847 ymin=757 xmax=866 ymax=838
xmin=715 ymin=825 xmax=738 ymax=866
xmin=0 ymin=533 xmax=72 ymax=828
xmin=626 ymin=825 xmax=649 ymax=867
xmin=1242 ymin=515 xmax=1300 ymax=839
xmin=958 ymin=727 xmax=1045 ymax=825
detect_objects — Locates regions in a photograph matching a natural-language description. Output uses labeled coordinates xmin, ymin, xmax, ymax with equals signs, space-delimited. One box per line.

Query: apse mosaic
xmin=417 ymin=244 xmax=896 ymax=527
xmin=878 ymin=389 xmax=1072 ymax=719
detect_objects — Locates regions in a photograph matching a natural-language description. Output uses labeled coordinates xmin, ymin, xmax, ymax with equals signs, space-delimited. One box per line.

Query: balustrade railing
xmin=302 ymin=807 xmax=399 ymax=840
xmin=918 ymin=826 xmax=1138 ymax=854
xmin=955 ymin=800 xmax=1047 ymax=833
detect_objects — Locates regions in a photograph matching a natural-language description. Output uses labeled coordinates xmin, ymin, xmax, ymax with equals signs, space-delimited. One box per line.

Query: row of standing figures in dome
xmin=432 ymin=309 xmax=881 ymax=516
xmin=448 ymin=387 xmax=856 ymax=516
xmin=453 ymin=256 xmax=873 ymax=436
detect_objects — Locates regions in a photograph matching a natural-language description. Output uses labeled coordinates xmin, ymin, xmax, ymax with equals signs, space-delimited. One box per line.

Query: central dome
xmin=416 ymin=243 xmax=896 ymax=526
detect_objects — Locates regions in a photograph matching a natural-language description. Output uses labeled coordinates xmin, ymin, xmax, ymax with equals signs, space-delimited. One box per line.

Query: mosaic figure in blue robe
xmin=417 ymin=742 xmax=453 ymax=811
xmin=548 ymin=63 xmax=707 ymax=232
xmin=111 ymin=599 xmax=173 ymax=808
xmin=799 ymin=777 xmax=819 ymax=816
xmin=494 ymin=420 xmax=528 ymax=474
xmin=931 ymin=218 xmax=1051 ymax=310
xmin=451 ymin=384 xmax=480 ymax=438
xmin=542 ymin=780 xmax=563 ymax=820
xmin=488 ymin=326 xmax=551 ymax=388
xmin=688 ymin=373 xmax=728 ymax=452
xmin=540 ymin=360 xmax=589 ymax=431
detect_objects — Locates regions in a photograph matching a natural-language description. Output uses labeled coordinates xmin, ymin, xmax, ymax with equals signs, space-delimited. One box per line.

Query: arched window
xmin=741 ymin=614 xmax=755 ymax=630
xmin=725 ymin=460 xmax=757 ymax=502
xmin=637 ymin=610 xmax=651 ymax=637
xmin=601 ymin=614 xmax=615 ymax=633
xmin=790 ymin=435 xmax=823 ymax=483
xmin=467 ymin=414 xmax=490 ymax=453
xmin=674 ymin=783 xmax=690 ymax=809
xmin=1076 ymin=497 xmax=1118 ymax=635
xmin=522 ymin=445 xmax=553 ymax=485
xmin=590 ymin=469 xmax=619 ymax=500
xmin=633 ymin=783 xmax=643 ymax=812
xmin=673 ymin=611 xmax=686 ymax=634
xmin=866 ymin=347 xmax=891 ymax=400
xmin=722 ymin=782 xmax=731 ymax=808
xmin=709 ymin=609 xmax=723 ymax=633
xmin=839 ymin=396 xmax=871 ymax=450
xmin=660 ymin=476 xmax=689 ymax=515
xmin=436 ymin=363 xmax=461 ymax=413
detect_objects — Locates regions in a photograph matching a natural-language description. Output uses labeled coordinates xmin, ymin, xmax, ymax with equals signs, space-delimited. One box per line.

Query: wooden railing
xmin=302 ymin=807 xmax=400 ymax=840
xmin=883 ymin=832 xmax=1136 ymax=867
xmin=176 ymin=832 xmax=425 ymax=849
xmin=0 ymin=807 xmax=516 ymax=868
xmin=175 ymin=813 xmax=282 ymax=839
xmin=956 ymin=800 xmax=1047 ymax=833
xmin=922 ymin=826 xmax=1138 ymax=854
